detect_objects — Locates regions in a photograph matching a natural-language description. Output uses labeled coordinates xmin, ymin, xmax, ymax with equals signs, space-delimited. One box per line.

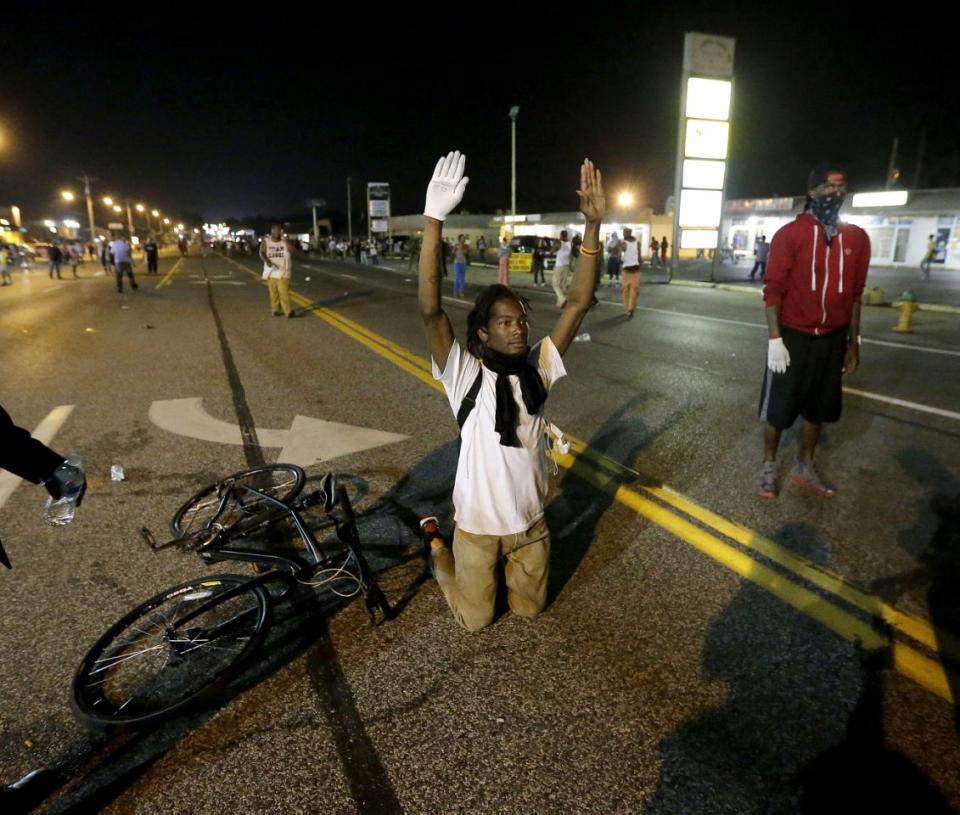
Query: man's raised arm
xmin=418 ymin=151 xmax=469 ymax=365
xmin=551 ymin=159 xmax=606 ymax=355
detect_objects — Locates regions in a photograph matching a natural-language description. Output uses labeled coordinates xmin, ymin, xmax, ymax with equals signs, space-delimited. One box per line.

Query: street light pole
xmin=125 ymin=201 xmax=134 ymax=237
xmin=79 ymin=173 xmax=97 ymax=245
xmin=347 ymin=176 xmax=353 ymax=242
xmin=508 ymin=106 xmax=519 ymax=215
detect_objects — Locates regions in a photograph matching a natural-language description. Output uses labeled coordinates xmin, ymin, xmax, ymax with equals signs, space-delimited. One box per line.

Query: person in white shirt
xmin=259 ymin=222 xmax=296 ymax=317
xmin=621 ymin=227 xmax=641 ymax=318
xmin=419 ymin=150 xmax=605 ymax=631
xmin=552 ymin=229 xmax=573 ymax=307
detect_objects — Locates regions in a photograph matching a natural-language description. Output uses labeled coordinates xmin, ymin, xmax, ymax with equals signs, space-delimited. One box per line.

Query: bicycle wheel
xmin=72 ymin=575 xmax=270 ymax=729
xmin=171 ymin=464 xmax=305 ymax=537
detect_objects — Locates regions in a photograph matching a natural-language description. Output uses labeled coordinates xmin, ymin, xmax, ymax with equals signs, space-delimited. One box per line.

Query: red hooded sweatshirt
xmin=763 ymin=213 xmax=871 ymax=336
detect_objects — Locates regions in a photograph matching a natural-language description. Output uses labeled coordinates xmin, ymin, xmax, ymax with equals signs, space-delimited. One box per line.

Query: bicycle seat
xmin=318 ymin=473 xmax=338 ymax=512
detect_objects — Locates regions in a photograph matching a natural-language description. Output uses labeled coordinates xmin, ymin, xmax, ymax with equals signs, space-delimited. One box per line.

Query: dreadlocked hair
xmin=466 ymin=284 xmax=531 ymax=358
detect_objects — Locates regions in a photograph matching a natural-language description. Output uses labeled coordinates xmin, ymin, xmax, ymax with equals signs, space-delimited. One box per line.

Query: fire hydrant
xmin=892 ymin=290 xmax=919 ymax=333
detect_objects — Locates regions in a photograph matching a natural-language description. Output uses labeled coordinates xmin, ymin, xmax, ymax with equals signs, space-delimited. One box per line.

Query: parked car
xmin=510 ymin=235 xmax=557 ymax=272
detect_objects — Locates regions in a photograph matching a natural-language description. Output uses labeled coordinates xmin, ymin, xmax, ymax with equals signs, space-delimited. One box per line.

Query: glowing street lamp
xmin=151 ymin=209 xmax=159 ymax=218
xmin=102 ymin=196 xmax=114 ymax=206
xmin=617 ymin=191 xmax=635 ymax=208
xmin=113 ymin=205 xmax=122 ymax=213
xmin=61 ymin=190 xmax=76 ymax=202
xmin=162 ymin=218 xmax=170 ymax=225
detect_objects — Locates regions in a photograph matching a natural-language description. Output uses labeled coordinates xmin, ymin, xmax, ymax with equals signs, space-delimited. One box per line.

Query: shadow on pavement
xmin=545 ymin=394 xmax=676 ymax=606
xmin=886 ymin=449 xmax=960 ymax=737
xmin=644 ymin=521 xmax=953 ymax=813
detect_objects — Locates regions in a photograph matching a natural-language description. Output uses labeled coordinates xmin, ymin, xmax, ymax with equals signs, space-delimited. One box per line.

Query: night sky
xmin=3 ymin=3 xmax=957 ymax=228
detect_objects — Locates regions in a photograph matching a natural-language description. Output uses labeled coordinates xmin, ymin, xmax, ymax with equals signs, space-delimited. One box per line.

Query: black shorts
xmin=758 ymin=325 xmax=847 ymax=429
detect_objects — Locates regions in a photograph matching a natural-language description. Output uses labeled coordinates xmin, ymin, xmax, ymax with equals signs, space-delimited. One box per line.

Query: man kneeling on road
xmin=418 ymin=150 xmax=604 ymax=631
xmin=757 ymin=165 xmax=870 ymax=498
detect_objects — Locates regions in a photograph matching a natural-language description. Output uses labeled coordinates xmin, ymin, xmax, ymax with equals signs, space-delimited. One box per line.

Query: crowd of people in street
xmin=0 ymin=234 xmax=163 ymax=292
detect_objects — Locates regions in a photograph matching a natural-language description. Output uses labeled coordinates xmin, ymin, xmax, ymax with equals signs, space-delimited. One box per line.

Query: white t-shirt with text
xmin=262 ymin=238 xmax=292 ymax=279
xmin=433 ymin=338 xmax=567 ymax=536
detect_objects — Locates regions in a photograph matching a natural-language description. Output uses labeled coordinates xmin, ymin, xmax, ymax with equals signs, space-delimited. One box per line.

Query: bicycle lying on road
xmin=72 ymin=464 xmax=393 ymax=730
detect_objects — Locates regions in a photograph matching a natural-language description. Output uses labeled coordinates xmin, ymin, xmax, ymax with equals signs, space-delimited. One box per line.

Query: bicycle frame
xmin=144 ymin=477 xmax=392 ymax=624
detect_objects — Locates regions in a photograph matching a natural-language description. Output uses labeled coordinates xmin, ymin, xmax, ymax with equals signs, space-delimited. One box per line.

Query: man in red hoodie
xmin=756 ymin=165 xmax=871 ymax=498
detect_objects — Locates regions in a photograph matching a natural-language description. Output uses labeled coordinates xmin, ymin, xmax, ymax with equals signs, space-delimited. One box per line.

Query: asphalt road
xmin=1 ymin=250 xmax=958 ymax=813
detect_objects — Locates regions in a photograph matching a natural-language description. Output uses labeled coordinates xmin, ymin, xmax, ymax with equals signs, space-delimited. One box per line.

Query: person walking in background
xmin=259 ymin=221 xmax=295 ymax=317
xmin=407 ymin=235 xmax=421 ymax=272
xmin=477 ymin=234 xmax=487 ymax=263
xmin=101 ymin=240 xmax=114 ymax=274
xmin=143 ymin=236 xmax=159 ymax=274
xmin=921 ymin=234 xmax=937 ymax=280
xmin=660 ymin=235 xmax=669 ymax=266
xmin=497 ymin=236 xmax=511 ymax=285
xmin=453 ymin=234 xmax=468 ymax=296
xmin=2 ymin=244 xmax=15 ymax=286
xmin=749 ymin=235 xmax=769 ymax=280
xmin=649 ymin=235 xmax=660 ymax=269
xmin=532 ymin=238 xmax=547 ymax=287
xmin=109 ymin=234 xmax=138 ymax=293
xmin=48 ymin=244 xmax=63 ymax=279
xmin=605 ymin=231 xmax=622 ymax=286
xmin=552 ymin=230 xmax=573 ymax=307
xmin=621 ymin=227 xmax=641 ymax=318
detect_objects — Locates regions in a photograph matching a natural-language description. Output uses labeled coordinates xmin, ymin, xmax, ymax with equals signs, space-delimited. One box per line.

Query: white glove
xmin=767 ymin=337 xmax=791 ymax=374
xmin=424 ymin=151 xmax=469 ymax=221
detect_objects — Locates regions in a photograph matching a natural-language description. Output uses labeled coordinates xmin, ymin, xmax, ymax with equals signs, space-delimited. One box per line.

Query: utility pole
xmin=79 ymin=173 xmax=97 ymax=244
xmin=347 ymin=177 xmax=353 ymax=242
xmin=914 ymin=128 xmax=927 ymax=189
xmin=125 ymin=201 xmax=134 ymax=238
xmin=509 ymin=106 xmax=519 ymax=215
xmin=885 ymin=136 xmax=900 ymax=189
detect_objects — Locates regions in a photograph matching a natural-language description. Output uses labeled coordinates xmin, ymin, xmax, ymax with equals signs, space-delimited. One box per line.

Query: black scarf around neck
xmin=480 ymin=345 xmax=548 ymax=447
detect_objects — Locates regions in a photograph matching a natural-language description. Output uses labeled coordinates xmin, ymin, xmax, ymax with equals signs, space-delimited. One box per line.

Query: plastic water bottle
xmin=43 ymin=454 xmax=86 ymax=527
xmin=111 ymin=465 xmax=125 ymax=482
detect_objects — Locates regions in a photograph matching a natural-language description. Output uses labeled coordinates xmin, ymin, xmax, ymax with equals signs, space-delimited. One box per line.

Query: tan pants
xmin=432 ymin=518 xmax=550 ymax=631
xmin=268 ymin=277 xmax=291 ymax=315
xmin=621 ymin=269 xmax=641 ymax=315
xmin=552 ymin=264 xmax=572 ymax=306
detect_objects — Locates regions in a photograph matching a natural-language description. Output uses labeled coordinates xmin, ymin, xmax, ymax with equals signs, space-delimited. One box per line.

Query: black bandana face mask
xmin=808 ymin=191 xmax=845 ymax=227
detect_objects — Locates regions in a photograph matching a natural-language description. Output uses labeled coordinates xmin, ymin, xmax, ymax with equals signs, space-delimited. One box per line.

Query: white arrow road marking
xmin=0 ymin=405 xmax=75 ymax=511
xmin=148 ymin=398 xmax=408 ymax=467
xmin=190 ymin=281 xmax=247 ymax=286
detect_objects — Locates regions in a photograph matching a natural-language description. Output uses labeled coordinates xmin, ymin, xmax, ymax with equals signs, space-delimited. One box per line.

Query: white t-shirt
xmin=622 ymin=238 xmax=640 ymax=268
xmin=555 ymin=241 xmax=572 ymax=269
xmin=433 ymin=338 xmax=567 ymax=536
xmin=262 ymin=238 xmax=291 ymax=279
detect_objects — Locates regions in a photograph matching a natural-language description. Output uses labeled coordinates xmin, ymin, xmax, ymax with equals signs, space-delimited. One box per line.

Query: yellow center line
xmin=562 ymin=436 xmax=959 ymax=663
xmin=156 ymin=256 xmax=184 ymax=289
xmin=220 ymin=255 xmax=957 ymax=703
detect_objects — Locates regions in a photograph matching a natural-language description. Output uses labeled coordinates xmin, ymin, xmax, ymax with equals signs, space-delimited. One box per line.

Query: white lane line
xmin=0 ymin=405 xmax=75 ymax=511
xmin=298 ymin=261 xmax=959 ymax=359
xmin=842 ymin=388 xmax=960 ymax=422
xmin=631 ymin=304 xmax=960 ymax=357
xmin=860 ymin=337 xmax=960 ymax=358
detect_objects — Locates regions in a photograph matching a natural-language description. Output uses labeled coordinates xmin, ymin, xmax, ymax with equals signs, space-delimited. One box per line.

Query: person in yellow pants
xmin=259 ymin=221 xmax=296 ymax=317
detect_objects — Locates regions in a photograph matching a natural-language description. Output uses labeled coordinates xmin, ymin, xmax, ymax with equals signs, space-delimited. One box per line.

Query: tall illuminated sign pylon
xmin=671 ymin=32 xmax=735 ymax=281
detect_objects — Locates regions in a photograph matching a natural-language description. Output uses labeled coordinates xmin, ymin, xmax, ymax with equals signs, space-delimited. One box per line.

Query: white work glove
xmin=767 ymin=337 xmax=791 ymax=374
xmin=424 ymin=151 xmax=469 ymax=221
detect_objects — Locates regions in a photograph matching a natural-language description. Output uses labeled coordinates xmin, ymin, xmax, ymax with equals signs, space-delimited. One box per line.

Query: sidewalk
xmin=311 ymin=253 xmax=960 ymax=315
